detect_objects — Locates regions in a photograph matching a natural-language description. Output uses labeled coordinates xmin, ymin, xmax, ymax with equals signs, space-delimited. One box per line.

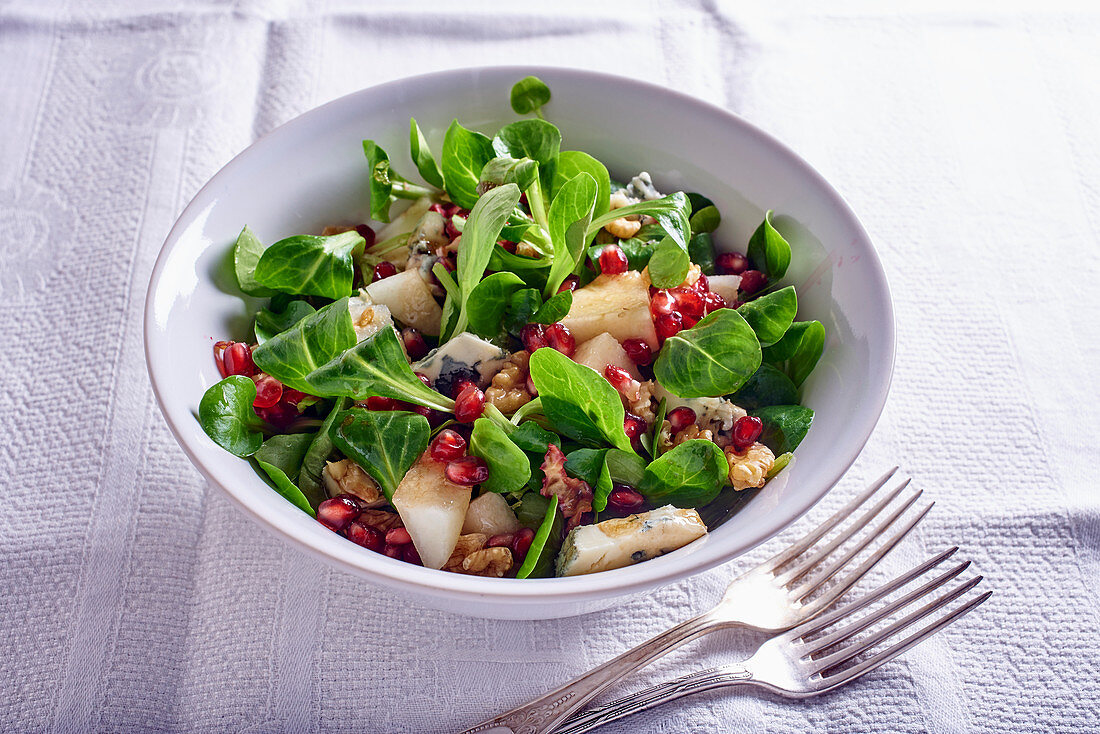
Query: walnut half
xmin=323 ymin=459 xmax=385 ymax=507
xmin=725 ymin=442 xmax=776 ymax=491
xmin=441 ymin=533 xmax=514 ymax=577
xmin=485 ymin=350 xmax=533 ymax=415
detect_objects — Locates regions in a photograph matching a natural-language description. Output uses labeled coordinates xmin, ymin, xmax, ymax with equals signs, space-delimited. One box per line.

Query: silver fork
xmin=459 ymin=467 xmax=929 ymax=734
xmin=557 ymin=548 xmax=990 ymax=733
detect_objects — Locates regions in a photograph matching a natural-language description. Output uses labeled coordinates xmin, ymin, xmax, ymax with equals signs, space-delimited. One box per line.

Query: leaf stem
xmin=392 ymin=181 xmax=434 ymax=200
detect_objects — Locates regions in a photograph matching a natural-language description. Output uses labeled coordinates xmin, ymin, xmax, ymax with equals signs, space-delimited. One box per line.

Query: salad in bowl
xmin=198 ymin=76 xmax=823 ymax=580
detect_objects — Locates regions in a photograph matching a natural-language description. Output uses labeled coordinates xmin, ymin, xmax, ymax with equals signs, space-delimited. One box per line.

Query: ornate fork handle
xmin=555 ymin=665 xmax=755 ymax=734
xmin=458 ymin=611 xmax=731 ymax=734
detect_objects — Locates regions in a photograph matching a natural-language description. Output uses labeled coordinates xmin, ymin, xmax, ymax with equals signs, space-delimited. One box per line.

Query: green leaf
xmin=763 ymin=320 xmax=825 ymax=387
xmin=510 ymin=75 xmax=551 ymax=116
xmin=605 ymin=448 xmax=646 ymax=487
xmin=647 ymin=236 xmax=691 ymax=289
xmin=502 ymin=288 xmax=543 ymax=335
xmin=653 ymin=308 xmax=762 ymax=398
xmin=363 ymin=140 xmax=404 ymax=223
xmin=233 ymin=226 xmax=276 ymax=297
xmin=330 ymin=408 xmax=430 ymax=500
xmin=587 ymin=191 xmax=691 ymax=251
xmin=469 ymin=418 xmax=531 ymax=494
xmin=510 ymin=420 xmax=560 ymax=453
xmin=198 ymin=376 xmax=265 ymax=457
xmin=551 ymin=151 xmax=611 ymax=220
xmin=409 ymin=118 xmax=445 ymax=189
xmin=516 ymin=494 xmax=560 ymax=579
xmin=752 ymin=405 xmax=814 ymax=454
xmin=639 ymin=439 xmax=727 ymax=508
xmin=252 ymin=299 xmax=357 ymax=395
xmin=531 ymin=290 xmax=572 ymax=324
xmin=479 ymin=156 xmax=539 ymax=192
xmin=466 ymin=271 xmax=526 ymax=339
xmin=492 ymin=119 xmax=561 ymax=167
xmin=687 ymin=192 xmax=715 ymax=214
xmin=297 ymin=397 xmax=348 ymax=505
xmin=594 ymin=238 xmax=658 ymax=272
xmin=545 ymin=172 xmax=598 ymax=297
xmin=690 ymin=205 xmax=721 ymax=234
xmin=441 ymin=120 xmax=495 ymax=210
xmin=651 ymin=398 xmax=669 ymax=458
xmin=746 ymin=210 xmax=792 ymax=280
xmin=253 ymin=231 xmax=364 ymax=300
xmin=256 ymin=459 xmax=317 ymax=516
xmin=254 ymin=299 xmax=316 ymax=344
xmin=732 ymin=363 xmax=799 ymax=410
xmin=564 ymin=448 xmax=614 ymax=512
xmin=529 ymin=347 xmax=632 ymax=452
xmin=687 ymin=232 xmax=717 ymax=276
xmin=737 ymin=286 xmax=797 ymax=347
xmin=254 ymin=433 xmax=316 ymax=515
xmin=308 ymin=327 xmax=455 ymax=412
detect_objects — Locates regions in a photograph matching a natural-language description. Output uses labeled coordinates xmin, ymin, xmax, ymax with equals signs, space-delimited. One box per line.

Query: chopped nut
xmin=609 ymin=191 xmax=635 ymax=210
xmin=604 ymin=216 xmax=642 ymax=239
xmin=725 ymin=442 xmax=776 ymax=491
xmin=484 ymin=350 xmax=533 ymax=415
xmin=358 ymin=509 xmax=403 ymax=531
xmin=442 ymin=533 xmax=488 ymax=572
xmin=461 ymin=547 xmax=514 ymax=577
xmin=323 ymin=459 xmax=385 ymax=507
xmin=673 ymin=423 xmax=714 ymax=446
xmin=515 ymin=241 xmax=541 ymax=258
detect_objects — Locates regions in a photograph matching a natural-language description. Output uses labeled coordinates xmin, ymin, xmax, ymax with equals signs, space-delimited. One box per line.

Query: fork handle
xmin=553 ymin=665 xmax=754 ymax=734
xmin=457 ymin=610 xmax=729 ymax=734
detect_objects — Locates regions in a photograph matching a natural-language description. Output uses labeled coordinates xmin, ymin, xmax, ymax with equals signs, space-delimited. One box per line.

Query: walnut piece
xmin=604 ymin=216 xmax=642 ymax=239
xmin=323 ymin=459 xmax=385 ymax=507
xmin=461 ymin=547 xmax=514 ymax=577
xmin=358 ymin=509 xmax=403 ymax=531
xmin=725 ymin=442 xmax=776 ymax=491
xmin=485 ymin=350 xmax=533 ymax=415
xmin=442 ymin=533 xmax=488 ymax=572
xmin=662 ymin=422 xmax=714 ymax=450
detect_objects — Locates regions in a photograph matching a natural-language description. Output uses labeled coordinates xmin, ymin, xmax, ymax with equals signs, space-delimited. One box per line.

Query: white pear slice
xmin=461 ymin=492 xmax=521 ymax=536
xmin=572 ymin=332 xmax=642 ymax=380
xmin=707 ymin=274 xmax=742 ymax=305
xmin=391 ymin=455 xmax=472 ymax=570
xmin=561 ymin=271 xmax=658 ymax=349
xmin=365 ymin=268 xmax=443 ymax=336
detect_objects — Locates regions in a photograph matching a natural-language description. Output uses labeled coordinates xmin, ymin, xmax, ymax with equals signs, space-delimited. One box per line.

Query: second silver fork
xmin=459 ymin=467 xmax=929 ymax=734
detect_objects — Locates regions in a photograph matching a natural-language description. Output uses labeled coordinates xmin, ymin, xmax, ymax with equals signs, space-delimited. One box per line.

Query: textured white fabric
xmin=2 ymin=1 xmax=1099 ymax=731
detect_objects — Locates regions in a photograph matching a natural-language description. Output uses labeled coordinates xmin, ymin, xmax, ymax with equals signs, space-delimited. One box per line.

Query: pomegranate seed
xmin=667 ymin=406 xmax=697 ymax=433
xmin=598 ymin=245 xmax=629 ymax=275
xmin=695 ymin=274 xmax=710 ymax=292
xmin=622 ymin=338 xmax=653 ymax=366
xmin=429 ymin=202 xmax=447 ymax=215
xmin=520 ymin=323 xmax=549 ymax=352
xmin=403 ymin=329 xmax=430 ymax=360
xmin=604 ymin=364 xmax=633 ymax=392
xmin=545 ymin=322 xmax=576 ymax=357
xmin=251 ymin=374 xmax=283 ymax=409
xmin=526 ymin=374 xmax=538 ymax=397
xmin=445 ymin=456 xmax=489 ymax=485
xmin=650 ymin=290 xmax=676 ymax=316
xmin=557 ymin=275 xmax=579 ymax=293
xmin=223 ymin=342 xmax=257 ymax=377
xmin=623 ymin=412 xmax=647 ymax=439
xmin=255 ymin=401 xmax=297 ymax=430
xmin=414 ymin=371 xmax=432 ymax=388
xmin=444 ymin=216 xmax=462 ymax=240
xmin=487 ymin=533 xmax=515 ymax=548
xmin=430 ymin=428 xmax=467 ymax=462
xmin=499 ymin=239 xmax=517 ymax=254
xmin=654 ymin=312 xmax=684 ymax=340
xmin=385 ymin=527 xmax=413 ymax=545
xmin=450 ymin=378 xmax=476 ymax=399
xmin=702 ymin=291 xmax=727 ymax=313
xmin=355 ymin=224 xmax=376 ymax=247
xmin=732 ymin=415 xmax=764 ymax=451
xmin=366 ymin=396 xmax=399 ymax=411
xmin=454 ymin=384 xmax=485 ymax=423
xmin=511 ymin=527 xmax=535 ymax=561
xmin=738 ymin=269 xmax=767 ymax=295
xmin=213 ymin=341 xmax=231 ymax=378
xmin=716 ymin=252 xmax=749 ymax=275
xmin=346 ymin=522 xmax=384 ymax=552
xmin=317 ymin=496 xmax=361 ymax=532
xmin=407 ymin=404 xmax=431 ymax=418
xmin=607 ymin=485 xmax=646 ymax=514
xmin=383 ymin=544 xmax=403 ymax=559
xmin=682 ymin=314 xmax=700 ymax=329
xmin=402 ymin=544 xmax=423 ymax=565
xmin=372 ymin=261 xmax=397 ymax=282
xmin=671 ymin=287 xmax=704 ymax=320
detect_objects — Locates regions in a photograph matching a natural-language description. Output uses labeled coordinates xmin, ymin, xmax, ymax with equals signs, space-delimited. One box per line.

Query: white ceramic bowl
xmin=145 ymin=66 xmax=893 ymax=619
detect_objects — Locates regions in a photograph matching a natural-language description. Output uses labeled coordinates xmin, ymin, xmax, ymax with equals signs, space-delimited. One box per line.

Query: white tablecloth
xmin=2 ymin=1 xmax=1098 ymax=731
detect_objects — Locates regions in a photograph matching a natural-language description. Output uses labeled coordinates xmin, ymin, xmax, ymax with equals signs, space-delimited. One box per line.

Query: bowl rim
xmin=144 ymin=64 xmax=895 ymax=606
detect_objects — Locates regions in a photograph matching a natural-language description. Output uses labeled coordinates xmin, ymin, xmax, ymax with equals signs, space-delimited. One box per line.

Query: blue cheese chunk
xmin=412 ymin=332 xmax=507 ymax=389
xmin=651 ymin=383 xmax=746 ymax=433
xmin=556 ymin=505 xmax=707 ymax=577
xmin=347 ymin=290 xmax=394 ymax=343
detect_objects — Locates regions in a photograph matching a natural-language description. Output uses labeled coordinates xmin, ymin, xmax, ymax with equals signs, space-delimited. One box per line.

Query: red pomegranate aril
xmin=445 ymin=456 xmax=489 ymax=485
xmin=223 ymin=342 xmax=257 ymax=377
xmin=667 ymin=406 xmax=697 ymax=433
xmin=403 ymin=329 xmax=430 ymax=361
xmin=717 ymin=251 xmax=749 ymax=275
xmin=355 ymin=224 xmax=376 ymax=248
xmin=255 ymin=401 xmax=297 ymax=430
xmin=604 ymin=364 xmax=633 ymax=392
xmin=407 ymin=403 xmax=432 ymax=418
xmin=487 ymin=533 xmax=515 ymax=548
xmin=444 ymin=216 xmax=462 ymax=240
xmin=430 ymin=428 xmax=467 ymax=462
xmin=702 ymin=291 xmax=727 ymax=313
xmin=607 ymin=485 xmax=646 ymax=514
xmin=251 ymin=374 xmax=283 ymax=409
xmin=598 ymin=245 xmax=629 ymax=275
xmin=623 ymin=412 xmax=647 ymax=439
xmin=213 ymin=341 xmax=231 ymax=378
xmin=520 ymin=323 xmax=550 ymax=352
xmin=366 ymin=396 xmax=399 ymax=411
xmin=346 ymin=522 xmax=384 ymax=552
xmin=385 ymin=527 xmax=413 ymax=545
xmin=511 ymin=527 xmax=535 ymax=561
xmin=682 ymin=314 xmax=700 ymax=329
xmin=650 ymin=289 xmax=676 ymax=316
xmin=451 ymin=378 xmax=476 ymax=399
xmin=622 ymin=338 xmax=653 ymax=366
xmin=738 ymin=269 xmax=767 ymax=295
xmin=695 ymin=274 xmax=710 ymax=292
xmin=526 ymin=374 xmax=538 ymax=397
xmin=557 ymin=275 xmax=579 ymax=293
xmin=402 ymin=544 xmax=423 ymax=565
xmin=372 ymin=261 xmax=397 ymax=281
xmin=317 ymin=496 xmax=361 ymax=532
xmin=655 ymin=311 xmax=684 ymax=340
xmin=454 ymin=384 xmax=485 ymax=423
xmin=671 ymin=287 xmax=704 ymax=319
xmin=545 ymin=322 xmax=576 ymax=357
xmin=383 ymin=544 xmax=403 ymax=559
xmin=499 ymin=239 xmax=517 ymax=254
xmin=415 ymin=371 xmax=432 ymax=388
xmin=732 ymin=415 xmax=764 ymax=451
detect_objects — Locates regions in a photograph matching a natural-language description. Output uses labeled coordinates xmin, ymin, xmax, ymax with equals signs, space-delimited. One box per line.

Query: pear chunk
xmin=707 ymin=274 xmax=742 ymax=305
xmin=561 ymin=271 xmax=658 ymax=349
xmin=365 ymin=268 xmax=443 ymax=336
xmin=462 ymin=492 xmax=521 ymax=536
xmin=391 ymin=454 xmax=471 ymax=569
xmin=572 ymin=332 xmax=642 ymax=380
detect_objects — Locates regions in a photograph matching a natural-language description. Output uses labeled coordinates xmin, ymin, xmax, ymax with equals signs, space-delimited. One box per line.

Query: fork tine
xmin=791 ymin=547 xmax=960 ymax=640
xmin=813 ymin=590 xmax=992 ymax=690
xmin=764 ymin=467 xmax=900 ymax=571
xmin=798 ymin=502 xmax=934 ymax=615
xmin=805 ymin=559 xmax=976 ymax=664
